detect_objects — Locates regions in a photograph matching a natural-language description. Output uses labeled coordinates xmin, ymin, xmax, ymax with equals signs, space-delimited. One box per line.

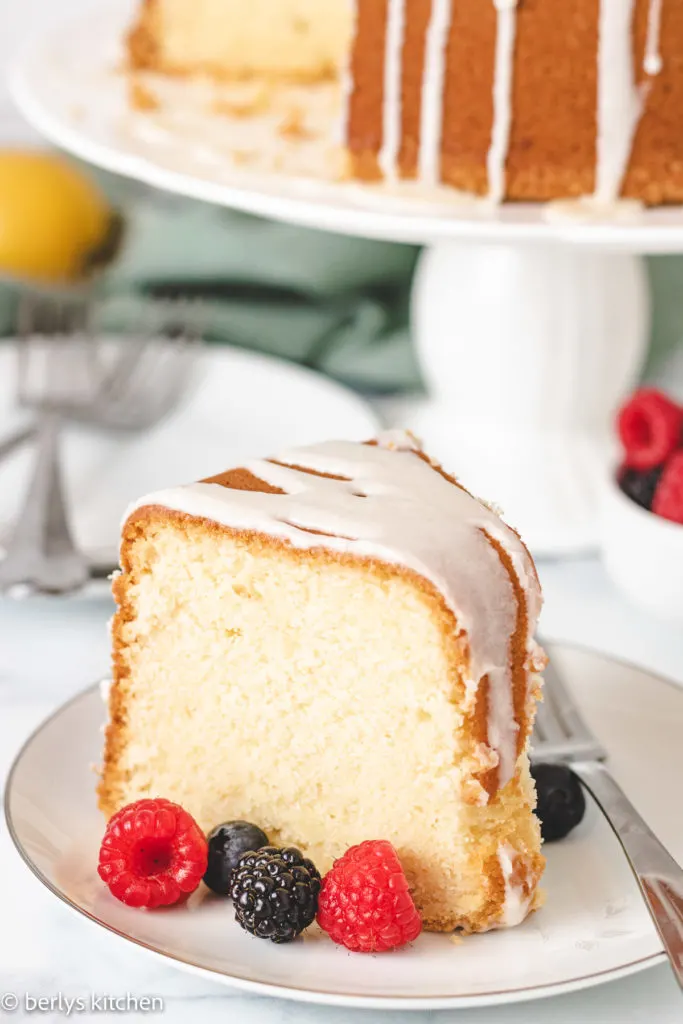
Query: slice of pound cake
xmin=100 ymin=432 xmax=545 ymax=933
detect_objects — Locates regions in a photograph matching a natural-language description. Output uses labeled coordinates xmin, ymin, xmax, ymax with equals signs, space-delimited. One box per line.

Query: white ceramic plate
xmin=5 ymin=644 xmax=680 ymax=1009
xmin=0 ymin=343 xmax=378 ymax=574
xmin=11 ymin=1 xmax=683 ymax=253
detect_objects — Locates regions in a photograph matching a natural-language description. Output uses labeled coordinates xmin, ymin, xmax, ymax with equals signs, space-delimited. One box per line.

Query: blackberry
xmin=204 ymin=821 xmax=269 ymax=895
xmin=230 ymin=846 xmax=321 ymax=943
xmin=618 ymin=465 xmax=663 ymax=511
xmin=531 ymin=763 xmax=586 ymax=842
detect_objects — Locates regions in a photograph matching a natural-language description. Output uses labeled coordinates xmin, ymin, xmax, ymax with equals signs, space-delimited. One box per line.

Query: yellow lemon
xmin=0 ymin=150 xmax=117 ymax=284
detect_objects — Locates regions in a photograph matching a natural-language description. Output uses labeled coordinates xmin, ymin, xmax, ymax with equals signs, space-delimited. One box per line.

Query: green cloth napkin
xmin=97 ymin=171 xmax=422 ymax=393
xmin=102 ymin=192 xmax=420 ymax=391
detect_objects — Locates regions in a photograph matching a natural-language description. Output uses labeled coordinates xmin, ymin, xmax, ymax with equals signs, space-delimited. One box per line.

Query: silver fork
xmin=0 ymin=297 xmax=201 ymax=594
xmin=0 ymin=300 xmax=94 ymax=594
xmin=0 ymin=299 xmax=201 ymax=461
xmin=534 ymin=656 xmax=683 ymax=992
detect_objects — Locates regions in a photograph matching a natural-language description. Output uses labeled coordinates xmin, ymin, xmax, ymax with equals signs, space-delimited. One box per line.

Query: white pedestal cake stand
xmin=11 ymin=0 xmax=683 ymax=555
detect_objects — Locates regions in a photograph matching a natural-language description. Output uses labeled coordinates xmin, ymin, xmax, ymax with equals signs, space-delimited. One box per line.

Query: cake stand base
xmin=388 ymin=241 xmax=650 ymax=556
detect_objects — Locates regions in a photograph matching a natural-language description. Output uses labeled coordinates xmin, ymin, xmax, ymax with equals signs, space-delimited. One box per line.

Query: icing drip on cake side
xmin=487 ymin=0 xmax=518 ymax=204
xmin=378 ymin=0 xmax=406 ymax=179
xmin=126 ymin=433 xmax=542 ymax=790
xmin=644 ymin=0 xmax=664 ymax=76
xmin=497 ymin=844 xmax=533 ymax=927
xmin=418 ymin=0 xmax=453 ymax=185
xmin=338 ymin=0 xmax=360 ymax=146
xmin=594 ymin=0 xmax=644 ymax=204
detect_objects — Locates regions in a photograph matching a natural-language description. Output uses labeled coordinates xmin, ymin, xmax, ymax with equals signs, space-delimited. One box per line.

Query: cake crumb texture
xmin=127 ymin=0 xmax=353 ymax=82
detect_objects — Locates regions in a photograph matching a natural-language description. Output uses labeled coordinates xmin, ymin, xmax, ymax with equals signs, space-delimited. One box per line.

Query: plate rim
xmin=10 ymin=0 xmax=683 ymax=254
xmin=4 ymin=641 xmax=674 ymax=1009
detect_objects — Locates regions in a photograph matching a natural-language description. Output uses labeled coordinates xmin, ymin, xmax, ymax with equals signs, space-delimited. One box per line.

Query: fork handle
xmin=10 ymin=414 xmax=68 ymax=549
xmin=8 ymin=413 xmax=85 ymax=565
xmin=573 ymin=760 xmax=683 ymax=991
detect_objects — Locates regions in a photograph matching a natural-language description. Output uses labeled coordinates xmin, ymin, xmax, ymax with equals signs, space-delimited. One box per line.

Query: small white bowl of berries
xmin=601 ymin=388 xmax=683 ymax=622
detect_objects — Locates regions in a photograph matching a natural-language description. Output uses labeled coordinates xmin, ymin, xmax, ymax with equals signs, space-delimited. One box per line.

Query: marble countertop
xmin=2 ymin=557 xmax=683 ymax=1022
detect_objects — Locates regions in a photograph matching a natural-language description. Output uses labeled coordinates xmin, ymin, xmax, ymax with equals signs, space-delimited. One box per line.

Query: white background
xmin=0 ymin=0 xmax=92 ymax=142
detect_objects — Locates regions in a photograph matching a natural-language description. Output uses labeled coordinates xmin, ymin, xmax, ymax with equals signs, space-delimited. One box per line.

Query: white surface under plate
xmin=11 ymin=0 xmax=683 ymax=253
xmin=5 ymin=644 xmax=680 ymax=1010
xmin=0 ymin=343 xmax=378 ymax=572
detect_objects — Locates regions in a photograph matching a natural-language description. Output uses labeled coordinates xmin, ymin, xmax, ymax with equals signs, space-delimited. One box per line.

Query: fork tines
xmin=532 ymin=657 xmax=607 ymax=765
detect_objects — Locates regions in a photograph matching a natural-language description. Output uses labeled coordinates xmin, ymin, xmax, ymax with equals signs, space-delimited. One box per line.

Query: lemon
xmin=0 ymin=150 xmax=117 ymax=284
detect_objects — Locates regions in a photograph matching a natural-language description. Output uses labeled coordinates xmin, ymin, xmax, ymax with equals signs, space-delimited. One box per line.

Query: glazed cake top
xmin=125 ymin=431 xmax=542 ymax=788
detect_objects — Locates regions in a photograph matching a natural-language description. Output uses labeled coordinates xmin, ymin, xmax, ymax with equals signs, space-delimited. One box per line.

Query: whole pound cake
xmin=100 ymin=433 xmax=545 ymax=933
xmin=127 ymin=0 xmax=683 ymax=205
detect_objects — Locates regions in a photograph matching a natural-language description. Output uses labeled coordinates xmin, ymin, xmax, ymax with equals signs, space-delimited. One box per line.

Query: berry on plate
xmin=317 ymin=840 xmax=422 ymax=953
xmin=98 ymin=798 xmax=208 ymax=908
xmin=618 ymin=465 xmax=663 ymax=511
xmin=204 ymin=820 xmax=269 ymax=895
xmin=231 ymin=846 xmax=321 ymax=943
xmin=653 ymin=451 xmax=683 ymax=525
xmin=531 ymin=763 xmax=586 ymax=842
xmin=617 ymin=388 xmax=683 ymax=471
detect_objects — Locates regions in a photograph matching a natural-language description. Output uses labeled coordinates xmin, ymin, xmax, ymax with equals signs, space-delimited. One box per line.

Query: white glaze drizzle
xmin=126 ymin=432 xmax=542 ymax=790
xmin=338 ymin=0 xmax=360 ymax=146
xmin=487 ymin=0 xmax=518 ymax=203
xmin=378 ymin=0 xmax=406 ymax=179
xmin=418 ymin=0 xmax=453 ymax=185
xmin=644 ymin=0 xmax=664 ymax=76
xmin=594 ymin=0 xmax=644 ymax=205
xmin=497 ymin=844 xmax=533 ymax=927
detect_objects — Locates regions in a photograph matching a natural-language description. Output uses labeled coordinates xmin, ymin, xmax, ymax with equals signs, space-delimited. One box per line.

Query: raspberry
xmin=98 ymin=798 xmax=208 ymax=908
xmin=317 ymin=840 xmax=422 ymax=953
xmin=653 ymin=451 xmax=683 ymax=524
xmin=617 ymin=388 xmax=683 ymax=470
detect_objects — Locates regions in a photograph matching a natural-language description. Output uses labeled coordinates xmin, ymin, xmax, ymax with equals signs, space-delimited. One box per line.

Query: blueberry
xmin=618 ymin=465 xmax=663 ymax=511
xmin=203 ymin=821 xmax=269 ymax=895
xmin=531 ymin=763 xmax=586 ymax=842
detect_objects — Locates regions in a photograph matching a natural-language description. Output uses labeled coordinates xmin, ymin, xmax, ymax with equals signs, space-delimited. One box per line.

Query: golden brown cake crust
xmin=346 ymin=0 xmax=683 ymax=204
xmin=624 ymin=0 xmax=683 ymax=203
xmin=503 ymin=0 xmax=598 ymax=201
xmin=439 ymin=0 xmax=497 ymax=197
xmin=398 ymin=0 xmax=432 ymax=179
xmin=346 ymin=0 xmax=388 ymax=181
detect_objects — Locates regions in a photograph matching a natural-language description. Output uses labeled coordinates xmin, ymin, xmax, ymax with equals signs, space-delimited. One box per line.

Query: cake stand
xmin=11 ymin=0 xmax=683 ymax=556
